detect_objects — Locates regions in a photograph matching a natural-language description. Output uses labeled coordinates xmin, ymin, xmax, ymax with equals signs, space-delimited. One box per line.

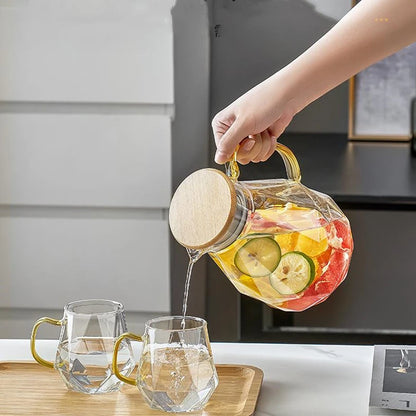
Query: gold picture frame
xmin=348 ymin=0 xmax=415 ymax=141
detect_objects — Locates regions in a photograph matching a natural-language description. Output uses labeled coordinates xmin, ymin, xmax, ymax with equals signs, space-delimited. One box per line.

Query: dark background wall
xmin=171 ymin=1 xmax=416 ymax=344
xmin=171 ymin=0 xmax=210 ymax=319
xmin=208 ymin=0 xmax=351 ymax=136
xmin=205 ymin=0 xmax=352 ymax=340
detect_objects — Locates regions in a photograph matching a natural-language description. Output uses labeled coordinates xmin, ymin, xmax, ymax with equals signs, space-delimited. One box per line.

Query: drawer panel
xmin=0 ymin=216 xmax=170 ymax=312
xmin=0 ymin=0 xmax=174 ymax=103
xmin=0 ymin=114 xmax=171 ymax=207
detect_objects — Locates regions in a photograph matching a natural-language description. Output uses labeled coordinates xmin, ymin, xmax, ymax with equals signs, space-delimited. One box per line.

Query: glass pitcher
xmin=169 ymin=143 xmax=353 ymax=312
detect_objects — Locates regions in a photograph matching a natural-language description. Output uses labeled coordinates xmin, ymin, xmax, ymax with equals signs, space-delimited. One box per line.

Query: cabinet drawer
xmin=0 ymin=0 xmax=174 ymax=103
xmin=0 ymin=216 xmax=170 ymax=312
xmin=0 ymin=114 xmax=171 ymax=207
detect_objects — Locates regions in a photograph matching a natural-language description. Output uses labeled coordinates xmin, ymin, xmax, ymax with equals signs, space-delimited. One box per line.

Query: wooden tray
xmin=0 ymin=361 xmax=263 ymax=416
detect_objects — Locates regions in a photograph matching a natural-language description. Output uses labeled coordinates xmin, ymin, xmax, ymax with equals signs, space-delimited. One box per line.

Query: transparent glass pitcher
xmin=169 ymin=144 xmax=353 ymax=312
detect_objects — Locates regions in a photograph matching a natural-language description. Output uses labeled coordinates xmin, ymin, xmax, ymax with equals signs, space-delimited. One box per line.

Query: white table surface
xmin=0 ymin=339 xmax=376 ymax=416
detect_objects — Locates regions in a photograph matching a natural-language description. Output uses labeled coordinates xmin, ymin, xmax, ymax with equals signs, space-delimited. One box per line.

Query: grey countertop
xmin=240 ymin=134 xmax=416 ymax=205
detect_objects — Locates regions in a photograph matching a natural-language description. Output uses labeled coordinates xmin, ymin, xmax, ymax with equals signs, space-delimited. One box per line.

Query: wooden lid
xmin=169 ymin=168 xmax=237 ymax=250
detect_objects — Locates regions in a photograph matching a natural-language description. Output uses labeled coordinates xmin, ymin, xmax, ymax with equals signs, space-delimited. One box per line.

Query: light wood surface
xmin=169 ymin=169 xmax=237 ymax=250
xmin=0 ymin=361 xmax=263 ymax=416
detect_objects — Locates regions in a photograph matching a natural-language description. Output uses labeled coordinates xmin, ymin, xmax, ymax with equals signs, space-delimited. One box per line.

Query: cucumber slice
xmin=234 ymin=237 xmax=281 ymax=277
xmin=270 ymin=251 xmax=315 ymax=295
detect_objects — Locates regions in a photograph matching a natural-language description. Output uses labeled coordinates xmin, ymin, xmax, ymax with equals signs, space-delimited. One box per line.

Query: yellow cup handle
xmin=112 ymin=332 xmax=143 ymax=386
xmin=30 ymin=317 xmax=62 ymax=368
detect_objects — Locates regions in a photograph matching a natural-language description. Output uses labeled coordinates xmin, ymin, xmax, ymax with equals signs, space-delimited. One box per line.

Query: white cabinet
xmin=0 ymin=0 xmax=176 ymax=318
xmin=0 ymin=216 xmax=170 ymax=312
xmin=0 ymin=0 xmax=174 ymax=103
xmin=0 ymin=114 xmax=171 ymax=207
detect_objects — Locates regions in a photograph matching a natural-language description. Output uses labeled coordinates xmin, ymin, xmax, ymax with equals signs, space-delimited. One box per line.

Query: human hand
xmin=212 ymin=77 xmax=297 ymax=165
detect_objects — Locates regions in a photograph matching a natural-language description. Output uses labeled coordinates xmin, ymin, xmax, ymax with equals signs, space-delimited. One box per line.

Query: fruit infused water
xmin=169 ymin=143 xmax=353 ymax=313
xmin=211 ymin=202 xmax=353 ymax=311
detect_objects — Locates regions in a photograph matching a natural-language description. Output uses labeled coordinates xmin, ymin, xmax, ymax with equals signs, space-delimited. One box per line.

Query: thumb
xmin=214 ymin=117 xmax=249 ymax=164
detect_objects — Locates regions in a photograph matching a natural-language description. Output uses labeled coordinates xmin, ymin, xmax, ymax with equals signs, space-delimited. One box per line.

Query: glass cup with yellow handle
xmin=30 ymin=299 xmax=135 ymax=394
xmin=112 ymin=316 xmax=219 ymax=412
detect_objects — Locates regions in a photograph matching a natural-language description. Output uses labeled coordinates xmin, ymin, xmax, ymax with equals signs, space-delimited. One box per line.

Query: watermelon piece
xmin=332 ymin=219 xmax=353 ymax=251
xmin=281 ymin=285 xmax=328 ymax=311
xmin=327 ymin=249 xmax=350 ymax=285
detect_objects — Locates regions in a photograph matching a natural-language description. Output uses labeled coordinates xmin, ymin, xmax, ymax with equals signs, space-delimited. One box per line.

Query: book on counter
xmin=369 ymin=345 xmax=416 ymax=415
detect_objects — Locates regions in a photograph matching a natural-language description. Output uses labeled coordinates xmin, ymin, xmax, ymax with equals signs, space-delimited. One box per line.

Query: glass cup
xmin=30 ymin=299 xmax=135 ymax=394
xmin=112 ymin=316 xmax=219 ymax=412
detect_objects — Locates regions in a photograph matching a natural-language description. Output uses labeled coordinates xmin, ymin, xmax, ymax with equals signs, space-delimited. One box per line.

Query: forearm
xmin=212 ymin=0 xmax=416 ymax=163
xmin=268 ymin=0 xmax=416 ymax=113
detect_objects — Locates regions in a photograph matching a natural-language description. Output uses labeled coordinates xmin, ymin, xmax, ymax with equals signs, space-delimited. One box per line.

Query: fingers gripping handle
xmin=112 ymin=332 xmax=143 ymax=386
xmin=30 ymin=317 xmax=62 ymax=368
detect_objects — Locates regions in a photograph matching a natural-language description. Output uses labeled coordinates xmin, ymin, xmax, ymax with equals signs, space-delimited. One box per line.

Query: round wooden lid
xmin=169 ymin=168 xmax=237 ymax=250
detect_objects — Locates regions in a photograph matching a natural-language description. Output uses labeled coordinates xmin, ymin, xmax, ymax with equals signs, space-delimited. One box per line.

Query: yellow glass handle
xmin=226 ymin=142 xmax=301 ymax=182
xmin=112 ymin=332 xmax=143 ymax=386
xmin=275 ymin=143 xmax=301 ymax=182
xmin=30 ymin=317 xmax=62 ymax=369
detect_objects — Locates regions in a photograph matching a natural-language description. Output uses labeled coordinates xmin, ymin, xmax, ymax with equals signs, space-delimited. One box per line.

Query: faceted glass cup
xmin=31 ymin=299 xmax=135 ymax=394
xmin=112 ymin=316 xmax=219 ymax=412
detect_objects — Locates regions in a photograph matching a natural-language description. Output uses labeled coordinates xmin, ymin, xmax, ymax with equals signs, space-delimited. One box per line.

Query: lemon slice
xmin=270 ymin=251 xmax=315 ymax=295
xmin=234 ymin=237 xmax=281 ymax=277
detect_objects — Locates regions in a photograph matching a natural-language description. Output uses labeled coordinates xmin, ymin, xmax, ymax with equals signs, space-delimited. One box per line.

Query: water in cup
xmin=139 ymin=343 xmax=218 ymax=412
xmin=112 ymin=316 xmax=218 ymax=412
xmin=31 ymin=300 xmax=135 ymax=394
xmin=56 ymin=336 xmax=135 ymax=394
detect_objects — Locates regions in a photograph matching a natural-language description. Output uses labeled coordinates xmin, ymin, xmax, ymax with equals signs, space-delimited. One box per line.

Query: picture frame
xmin=348 ymin=0 xmax=416 ymax=141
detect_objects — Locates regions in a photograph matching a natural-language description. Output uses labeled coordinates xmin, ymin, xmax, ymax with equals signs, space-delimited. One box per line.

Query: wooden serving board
xmin=0 ymin=362 xmax=263 ymax=416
